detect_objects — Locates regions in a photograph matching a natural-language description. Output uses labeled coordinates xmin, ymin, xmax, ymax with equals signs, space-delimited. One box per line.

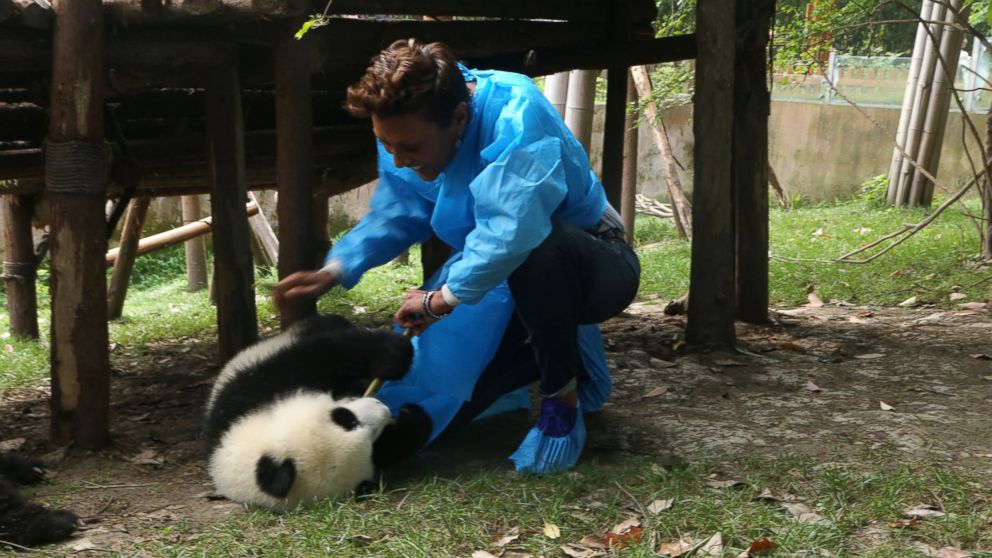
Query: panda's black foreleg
xmin=372 ymin=404 xmax=433 ymax=469
xmin=0 ymin=455 xmax=79 ymax=547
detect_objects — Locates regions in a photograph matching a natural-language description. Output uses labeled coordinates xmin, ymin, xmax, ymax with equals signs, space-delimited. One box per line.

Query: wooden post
xmin=182 ymin=195 xmax=208 ymax=291
xmin=984 ymin=115 xmax=992 ymax=259
xmin=107 ymin=196 xmax=151 ymax=319
xmin=564 ymin=69 xmax=598 ymax=154
xmin=2 ymin=194 xmax=39 ymax=338
xmin=313 ymin=192 xmax=330 ymax=268
xmin=543 ymin=72 xmax=570 ymax=119
xmin=601 ymin=67 xmax=627 ymax=210
xmin=247 ymin=192 xmax=279 ymax=267
xmin=275 ymin=38 xmax=316 ymax=328
xmin=686 ymin=0 xmax=736 ymax=347
xmin=205 ymin=63 xmax=257 ymax=362
xmin=733 ymin=0 xmax=773 ymax=324
xmin=620 ymin=70 xmax=638 ymax=245
xmin=47 ymin=0 xmax=110 ymax=448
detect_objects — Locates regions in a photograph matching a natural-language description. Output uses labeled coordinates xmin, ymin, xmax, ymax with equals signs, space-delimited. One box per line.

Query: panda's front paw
xmin=0 ymin=452 xmax=47 ymax=485
xmin=20 ymin=507 xmax=80 ymax=546
xmin=368 ymin=333 xmax=414 ymax=381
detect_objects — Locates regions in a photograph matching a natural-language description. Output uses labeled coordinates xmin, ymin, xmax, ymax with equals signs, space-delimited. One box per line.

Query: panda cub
xmin=204 ymin=314 xmax=432 ymax=511
xmin=0 ymin=452 xmax=79 ymax=546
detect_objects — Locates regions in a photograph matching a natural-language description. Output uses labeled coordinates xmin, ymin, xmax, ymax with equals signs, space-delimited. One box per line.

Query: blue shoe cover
xmin=509 ymin=399 xmax=585 ymax=475
xmin=577 ymin=363 xmax=611 ymax=413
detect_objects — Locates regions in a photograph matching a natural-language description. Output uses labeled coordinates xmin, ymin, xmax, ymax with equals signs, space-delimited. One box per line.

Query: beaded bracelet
xmin=421 ymin=290 xmax=451 ymax=320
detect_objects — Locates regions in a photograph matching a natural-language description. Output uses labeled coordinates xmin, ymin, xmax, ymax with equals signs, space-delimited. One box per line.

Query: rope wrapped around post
xmin=1 ymin=261 xmax=36 ymax=281
xmin=44 ymin=140 xmax=111 ymax=195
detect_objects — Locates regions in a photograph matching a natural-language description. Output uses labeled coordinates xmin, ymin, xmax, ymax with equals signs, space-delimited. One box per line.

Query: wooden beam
xmin=686 ymin=0 xmax=736 ymax=347
xmin=1 ymin=194 xmax=38 ymax=338
xmin=469 ymin=35 xmax=697 ymax=77
xmin=47 ymin=0 xmax=111 ymax=449
xmin=734 ymin=0 xmax=773 ymax=324
xmin=107 ymin=196 xmax=151 ymax=319
xmin=275 ymin=38 xmax=317 ymax=327
xmin=205 ymin=64 xmax=257 ymax=362
xmin=601 ymin=68 xmax=627 ymax=211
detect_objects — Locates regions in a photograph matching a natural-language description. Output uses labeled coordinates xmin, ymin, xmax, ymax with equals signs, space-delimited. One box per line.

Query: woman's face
xmin=372 ymin=103 xmax=468 ymax=182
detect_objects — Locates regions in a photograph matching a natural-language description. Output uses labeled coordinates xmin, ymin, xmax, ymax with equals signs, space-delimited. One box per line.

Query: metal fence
xmin=771 ymin=38 xmax=991 ymax=113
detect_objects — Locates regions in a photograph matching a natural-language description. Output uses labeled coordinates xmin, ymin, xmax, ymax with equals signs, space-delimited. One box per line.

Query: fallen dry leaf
xmin=647 ymin=498 xmax=675 ymax=515
xmin=783 ymin=502 xmax=828 ymax=524
xmin=804 ymin=381 xmax=822 ymax=393
xmin=472 ymin=552 xmax=500 ymax=558
xmin=127 ymin=448 xmax=164 ymax=467
xmin=969 ymin=353 xmax=992 ymax=360
xmin=578 ymin=535 xmax=607 ymax=549
xmin=604 ymin=527 xmax=642 ymax=548
xmin=904 ymin=505 xmax=945 ymax=519
xmin=699 ymin=533 xmax=724 ymax=556
xmin=658 ymin=539 xmax=693 ymax=556
xmin=778 ymin=341 xmax=806 ymax=352
xmin=856 ymin=310 xmax=875 ymax=318
xmin=611 ymin=517 xmax=641 ymax=535
xmin=755 ymin=488 xmax=781 ymax=502
xmin=642 ymin=386 xmax=669 ymax=399
xmin=806 ymin=293 xmax=825 ymax=307
xmin=855 ymin=353 xmax=886 ymax=359
xmin=949 ymin=292 xmax=967 ymax=301
xmin=811 ymin=227 xmax=830 ymax=238
xmin=879 ymin=401 xmax=895 ymax=411
xmin=958 ymin=302 xmax=987 ymax=310
xmin=543 ymin=521 xmax=561 ymax=539
xmin=706 ymin=479 xmax=746 ymax=490
xmin=848 ymin=316 xmax=869 ymax=324
xmin=746 ymin=538 xmax=777 ymax=555
xmin=650 ymin=357 xmax=678 ymax=368
xmin=898 ymin=296 xmax=918 ymax=307
xmin=974 ymin=452 xmax=992 ymax=458
xmin=494 ymin=529 xmax=520 ymax=547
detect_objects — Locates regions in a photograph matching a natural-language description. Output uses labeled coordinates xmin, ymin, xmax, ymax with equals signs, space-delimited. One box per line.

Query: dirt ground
xmin=2 ymin=299 xmax=992 ymax=553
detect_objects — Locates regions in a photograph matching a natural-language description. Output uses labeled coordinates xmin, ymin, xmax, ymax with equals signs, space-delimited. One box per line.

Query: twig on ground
xmin=614 ymin=481 xmax=648 ymax=519
xmin=81 ymin=480 xmax=159 ymax=490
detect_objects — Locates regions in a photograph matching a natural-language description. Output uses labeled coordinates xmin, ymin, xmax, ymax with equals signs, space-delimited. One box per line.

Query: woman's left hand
xmin=394 ymin=289 xmax=452 ymax=336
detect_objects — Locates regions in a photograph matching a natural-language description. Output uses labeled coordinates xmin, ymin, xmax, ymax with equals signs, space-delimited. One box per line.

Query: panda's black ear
xmin=256 ymin=455 xmax=295 ymax=499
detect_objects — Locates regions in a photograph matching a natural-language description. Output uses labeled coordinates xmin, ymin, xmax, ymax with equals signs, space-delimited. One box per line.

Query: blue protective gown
xmin=326 ymin=67 xmax=611 ymax=442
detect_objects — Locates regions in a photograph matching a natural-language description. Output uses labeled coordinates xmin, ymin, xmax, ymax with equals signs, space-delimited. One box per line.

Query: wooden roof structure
xmin=0 ymin=0 xmax=774 ymax=448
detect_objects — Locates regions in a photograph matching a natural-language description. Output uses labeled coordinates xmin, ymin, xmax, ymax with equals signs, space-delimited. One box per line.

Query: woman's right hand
xmin=273 ymin=269 xmax=340 ymax=314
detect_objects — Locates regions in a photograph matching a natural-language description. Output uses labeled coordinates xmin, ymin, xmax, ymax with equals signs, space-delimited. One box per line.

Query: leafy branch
xmin=295 ymin=0 xmax=335 ymax=40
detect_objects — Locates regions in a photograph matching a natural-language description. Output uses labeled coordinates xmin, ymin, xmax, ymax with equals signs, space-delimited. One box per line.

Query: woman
xmin=275 ymin=39 xmax=640 ymax=474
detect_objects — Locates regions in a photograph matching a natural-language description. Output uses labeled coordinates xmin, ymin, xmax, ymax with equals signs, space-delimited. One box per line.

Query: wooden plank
xmin=686 ymin=0 xmax=736 ymax=347
xmin=1 ymin=194 xmax=38 ymax=338
xmin=205 ymin=64 xmax=258 ymax=362
xmin=275 ymin=38 xmax=317 ymax=327
xmin=733 ymin=0 xmax=773 ymax=324
xmin=47 ymin=0 xmax=111 ymax=449
xmin=107 ymin=196 xmax=151 ymax=319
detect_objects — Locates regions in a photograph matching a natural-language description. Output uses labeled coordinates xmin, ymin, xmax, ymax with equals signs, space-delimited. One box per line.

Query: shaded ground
xmin=2 ymin=300 xmax=991 ymax=553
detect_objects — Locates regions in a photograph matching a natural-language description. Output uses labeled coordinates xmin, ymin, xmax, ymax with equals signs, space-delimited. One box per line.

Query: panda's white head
xmin=208 ymin=390 xmax=391 ymax=511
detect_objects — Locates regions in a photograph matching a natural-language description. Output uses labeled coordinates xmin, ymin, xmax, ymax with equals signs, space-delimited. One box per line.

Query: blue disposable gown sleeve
xmin=326 ymin=144 xmax=435 ymax=288
xmin=444 ymin=95 xmax=569 ymax=305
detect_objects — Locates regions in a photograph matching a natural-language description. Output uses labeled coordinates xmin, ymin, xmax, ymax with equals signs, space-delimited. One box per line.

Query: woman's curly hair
xmin=345 ymin=39 xmax=470 ymax=127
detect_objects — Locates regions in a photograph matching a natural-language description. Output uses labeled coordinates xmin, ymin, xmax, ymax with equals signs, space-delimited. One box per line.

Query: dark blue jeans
xmin=447 ymin=219 xmax=640 ymax=430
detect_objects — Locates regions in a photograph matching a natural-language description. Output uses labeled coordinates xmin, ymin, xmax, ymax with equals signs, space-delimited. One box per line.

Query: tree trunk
xmin=630 ymin=65 xmax=693 ymax=240
xmin=564 ymin=69 xmax=598 ymax=154
xmin=620 ymin=70 xmax=639 ymax=245
xmin=543 ymin=72 xmax=570 ymax=119
xmin=984 ymin=115 xmax=992 ymax=259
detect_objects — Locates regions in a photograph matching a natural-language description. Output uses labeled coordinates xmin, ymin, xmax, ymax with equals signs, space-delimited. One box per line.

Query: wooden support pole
xmin=313 ymin=192 xmax=330 ymax=268
xmin=47 ymin=0 xmax=110 ymax=449
xmin=182 ymin=195 xmax=208 ymax=292
xmin=543 ymin=72 xmax=570 ymax=119
xmin=620 ymin=70 xmax=638 ymax=245
xmin=686 ymin=0 xmax=736 ymax=347
xmin=275 ymin=38 xmax=316 ymax=328
xmin=601 ymin=67 xmax=628 ymax=211
xmin=2 ymin=194 xmax=39 ymax=338
xmin=564 ymin=69 xmax=598 ymax=154
xmin=247 ymin=191 xmax=279 ymax=267
xmin=205 ymin=63 xmax=257 ymax=362
xmin=733 ymin=0 xmax=773 ymax=324
xmin=107 ymin=196 xmax=150 ymax=319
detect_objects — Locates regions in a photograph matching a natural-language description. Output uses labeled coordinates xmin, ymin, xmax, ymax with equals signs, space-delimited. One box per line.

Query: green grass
xmin=123 ymin=453 xmax=992 ymax=557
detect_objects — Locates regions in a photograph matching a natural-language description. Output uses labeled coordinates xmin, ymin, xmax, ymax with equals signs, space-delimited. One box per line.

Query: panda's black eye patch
xmin=331 ymin=407 xmax=360 ymax=431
